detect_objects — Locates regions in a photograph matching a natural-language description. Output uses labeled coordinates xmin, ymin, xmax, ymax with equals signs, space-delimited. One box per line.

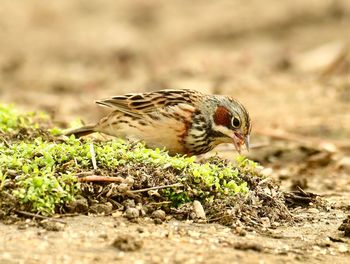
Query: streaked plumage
xmin=66 ymin=89 xmax=251 ymax=155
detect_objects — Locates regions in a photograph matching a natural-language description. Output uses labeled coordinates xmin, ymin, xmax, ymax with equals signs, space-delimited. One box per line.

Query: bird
xmin=66 ymin=89 xmax=251 ymax=156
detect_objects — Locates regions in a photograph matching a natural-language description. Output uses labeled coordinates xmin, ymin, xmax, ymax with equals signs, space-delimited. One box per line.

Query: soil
xmin=1 ymin=0 xmax=350 ymax=263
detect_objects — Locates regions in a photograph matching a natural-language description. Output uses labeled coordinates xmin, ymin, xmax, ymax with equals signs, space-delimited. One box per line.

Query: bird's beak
xmin=232 ymin=133 xmax=250 ymax=154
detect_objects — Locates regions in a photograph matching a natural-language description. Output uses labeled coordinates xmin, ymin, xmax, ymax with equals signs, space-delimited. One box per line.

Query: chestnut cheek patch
xmin=213 ymin=106 xmax=231 ymax=127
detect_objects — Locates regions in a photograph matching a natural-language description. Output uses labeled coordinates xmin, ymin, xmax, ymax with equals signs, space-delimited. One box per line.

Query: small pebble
xmin=235 ymin=227 xmax=247 ymax=237
xmin=125 ymin=208 xmax=140 ymax=219
xmin=193 ymin=200 xmax=206 ymax=220
xmin=66 ymin=197 xmax=88 ymax=213
xmin=151 ymin=210 xmax=166 ymax=221
xmin=117 ymin=183 xmax=130 ymax=193
xmin=338 ymin=244 xmax=348 ymax=253
xmin=154 ymin=218 xmax=163 ymax=225
xmin=123 ymin=199 xmax=136 ymax=208
xmin=336 ymin=157 xmax=350 ymax=172
xmin=89 ymin=202 xmax=113 ymax=215
xmin=125 ymin=177 xmax=135 ymax=185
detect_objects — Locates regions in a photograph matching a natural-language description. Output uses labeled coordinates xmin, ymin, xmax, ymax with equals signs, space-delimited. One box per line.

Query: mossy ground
xmin=0 ymin=105 xmax=291 ymax=226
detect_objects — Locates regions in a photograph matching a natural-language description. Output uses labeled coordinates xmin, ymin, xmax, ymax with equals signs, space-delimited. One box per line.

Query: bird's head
xmin=209 ymin=96 xmax=251 ymax=153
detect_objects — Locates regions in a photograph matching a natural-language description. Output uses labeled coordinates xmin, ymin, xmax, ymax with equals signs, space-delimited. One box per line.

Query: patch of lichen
xmin=0 ymin=104 xmax=262 ymax=218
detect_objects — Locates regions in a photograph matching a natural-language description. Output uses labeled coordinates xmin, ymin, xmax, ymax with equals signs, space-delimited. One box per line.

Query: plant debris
xmin=284 ymin=188 xmax=319 ymax=208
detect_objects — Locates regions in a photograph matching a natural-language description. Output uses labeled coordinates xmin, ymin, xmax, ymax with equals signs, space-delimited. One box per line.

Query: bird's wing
xmin=96 ymin=89 xmax=202 ymax=118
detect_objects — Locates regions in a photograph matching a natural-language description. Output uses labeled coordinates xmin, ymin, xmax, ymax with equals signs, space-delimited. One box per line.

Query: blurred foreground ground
xmin=1 ymin=1 xmax=350 ymax=263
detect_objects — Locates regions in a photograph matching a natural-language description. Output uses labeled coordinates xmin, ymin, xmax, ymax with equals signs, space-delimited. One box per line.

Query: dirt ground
xmin=1 ymin=0 xmax=350 ymax=263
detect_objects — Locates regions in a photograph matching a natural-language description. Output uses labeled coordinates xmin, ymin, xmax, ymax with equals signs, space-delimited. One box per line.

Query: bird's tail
xmin=65 ymin=125 xmax=96 ymax=138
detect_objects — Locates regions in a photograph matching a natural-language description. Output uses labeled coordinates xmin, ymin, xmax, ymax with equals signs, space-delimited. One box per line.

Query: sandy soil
xmin=1 ymin=0 xmax=350 ymax=263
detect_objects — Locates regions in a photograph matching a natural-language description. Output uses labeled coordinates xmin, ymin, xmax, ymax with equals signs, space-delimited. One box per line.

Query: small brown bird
xmin=66 ymin=89 xmax=251 ymax=156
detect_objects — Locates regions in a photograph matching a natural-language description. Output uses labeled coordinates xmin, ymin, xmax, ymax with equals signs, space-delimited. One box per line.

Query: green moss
xmin=0 ymin=104 xmax=260 ymax=216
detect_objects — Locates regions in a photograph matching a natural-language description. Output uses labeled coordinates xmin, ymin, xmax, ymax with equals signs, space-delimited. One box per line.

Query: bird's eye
xmin=231 ymin=117 xmax=241 ymax=128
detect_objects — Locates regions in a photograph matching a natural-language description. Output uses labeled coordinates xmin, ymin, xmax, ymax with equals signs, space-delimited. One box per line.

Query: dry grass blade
xmin=89 ymin=143 xmax=98 ymax=170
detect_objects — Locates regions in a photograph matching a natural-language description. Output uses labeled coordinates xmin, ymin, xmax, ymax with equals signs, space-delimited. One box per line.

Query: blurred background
xmin=1 ymin=0 xmax=349 ymax=144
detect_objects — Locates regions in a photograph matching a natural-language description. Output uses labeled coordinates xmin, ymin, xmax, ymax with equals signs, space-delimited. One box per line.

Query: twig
xmin=129 ymin=183 xmax=184 ymax=194
xmin=15 ymin=210 xmax=66 ymax=224
xmin=296 ymin=186 xmax=308 ymax=196
xmin=78 ymin=175 xmax=126 ymax=183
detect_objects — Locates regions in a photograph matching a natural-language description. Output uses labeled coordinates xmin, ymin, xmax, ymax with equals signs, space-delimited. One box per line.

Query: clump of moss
xmin=0 ymin=135 xmax=252 ymax=215
xmin=0 ymin=104 xmax=290 ymax=227
xmin=0 ymin=140 xmax=79 ymax=215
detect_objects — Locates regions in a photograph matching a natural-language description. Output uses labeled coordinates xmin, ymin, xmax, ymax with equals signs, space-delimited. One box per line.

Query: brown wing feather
xmin=96 ymin=89 xmax=202 ymax=117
